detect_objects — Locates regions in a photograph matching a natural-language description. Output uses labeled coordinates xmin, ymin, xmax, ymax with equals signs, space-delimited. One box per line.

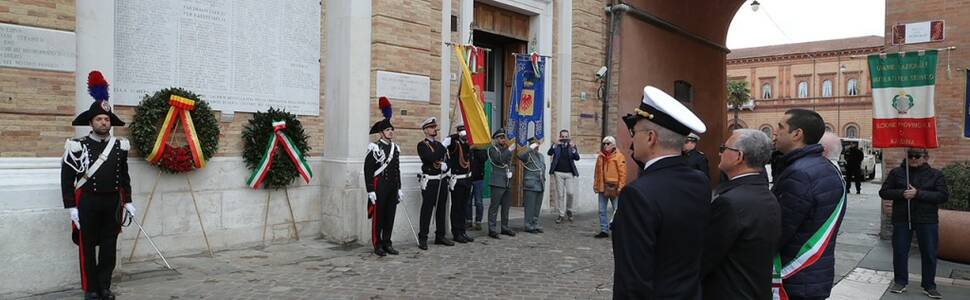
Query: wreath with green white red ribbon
xmin=129 ymin=88 xmax=220 ymax=173
xmin=242 ymin=108 xmax=313 ymax=189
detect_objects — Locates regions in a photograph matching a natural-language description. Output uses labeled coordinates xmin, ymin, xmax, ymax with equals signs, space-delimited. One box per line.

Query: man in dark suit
xmin=844 ymin=143 xmax=864 ymax=194
xmin=702 ymin=129 xmax=781 ymax=300
xmin=613 ymin=86 xmax=710 ymax=299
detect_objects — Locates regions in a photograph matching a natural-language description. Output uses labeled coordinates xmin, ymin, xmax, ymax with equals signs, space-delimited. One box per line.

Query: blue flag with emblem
xmin=509 ymin=55 xmax=545 ymax=146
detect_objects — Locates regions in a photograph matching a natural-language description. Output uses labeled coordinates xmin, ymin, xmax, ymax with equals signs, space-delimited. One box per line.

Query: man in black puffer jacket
xmin=771 ymin=109 xmax=846 ymax=300
xmin=879 ymin=148 xmax=948 ymax=298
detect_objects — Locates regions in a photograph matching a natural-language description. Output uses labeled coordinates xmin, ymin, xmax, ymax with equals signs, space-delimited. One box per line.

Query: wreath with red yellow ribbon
xmin=129 ymin=88 xmax=220 ymax=173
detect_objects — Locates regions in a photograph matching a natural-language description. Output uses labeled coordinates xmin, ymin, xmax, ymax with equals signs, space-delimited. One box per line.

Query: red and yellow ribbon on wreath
xmin=246 ymin=120 xmax=313 ymax=189
xmin=146 ymin=95 xmax=207 ymax=169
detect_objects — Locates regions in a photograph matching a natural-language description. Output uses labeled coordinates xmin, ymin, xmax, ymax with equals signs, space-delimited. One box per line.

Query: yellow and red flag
xmin=454 ymin=45 xmax=491 ymax=147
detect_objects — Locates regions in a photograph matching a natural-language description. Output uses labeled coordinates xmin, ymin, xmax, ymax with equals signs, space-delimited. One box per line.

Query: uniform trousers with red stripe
xmin=77 ymin=191 xmax=122 ymax=293
xmin=371 ymin=177 xmax=398 ymax=249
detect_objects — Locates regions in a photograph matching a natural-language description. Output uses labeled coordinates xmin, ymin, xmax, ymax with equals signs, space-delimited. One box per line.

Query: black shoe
xmin=924 ymin=288 xmax=942 ymax=299
xmin=99 ymin=289 xmax=115 ymax=300
xmin=555 ymin=216 xmax=563 ymax=224
xmin=374 ymin=247 xmax=386 ymax=256
xmin=383 ymin=243 xmax=399 ymax=255
xmin=418 ymin=239 xmax=428 ymax=250
xmin=525 ymin=229 xmax=538 ymax=234
xmin=434 ymin=238 xmax=455 ymax=246
xmin=857 ymin=191 xmax=862 ymax=194
xmin=488 ymin=231 xmax=501 ymax=239
xmin=501 ymin=230 xmax=516 ymax=236
xmin=462 ymin=233 xmax=475 ymax=242
xmin=595 ymin=232 xmax=609 ymax=238
xmin=473 ymin=223 xmax=482 ymax=231
xmin=889 ymin=282 xmax=906 ymax=293
xmin=535 ymin=228 xmax=544 ymax=233
xmin=453 ymin=235 xmax=468 ymax=243
xmin=85 ymin=292 xmax=100 ymax=300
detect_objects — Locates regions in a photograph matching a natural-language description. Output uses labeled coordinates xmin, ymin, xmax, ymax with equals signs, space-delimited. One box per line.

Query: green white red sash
xmin=146 ymin=95 xmax=207 ymax=169
xmin=246 ymin=120 xmax=313 ymax=189
xmin=772 ymin=188 xmax=846 ymax=300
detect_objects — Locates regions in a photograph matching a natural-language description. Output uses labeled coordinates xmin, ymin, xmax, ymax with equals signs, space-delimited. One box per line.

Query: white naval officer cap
xmin=421 ymin=117 xmax=438 ymax=129
xmin=622 ymin=86 xmax=706 ymax=136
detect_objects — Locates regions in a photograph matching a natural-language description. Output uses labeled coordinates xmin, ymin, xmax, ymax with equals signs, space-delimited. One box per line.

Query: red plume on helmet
xmin=72 ymin=70 xmax=124 ymax=126
xmin=370 ymin=96 xmax=394 ymax=134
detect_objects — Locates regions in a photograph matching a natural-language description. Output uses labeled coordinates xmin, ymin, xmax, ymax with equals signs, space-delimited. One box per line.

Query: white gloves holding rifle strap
xmin=368 ymin=192 xmax=377 ymax=204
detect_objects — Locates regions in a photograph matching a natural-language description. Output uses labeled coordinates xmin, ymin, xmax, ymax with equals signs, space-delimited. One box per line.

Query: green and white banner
xmin=867 ymin=50 xmax=939 ymax=148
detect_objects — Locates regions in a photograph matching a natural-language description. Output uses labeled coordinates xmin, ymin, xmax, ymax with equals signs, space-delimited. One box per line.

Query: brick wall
xmin=570 ymin=0 xmax=611 ymax=152
xmin=0 ymin=0 xmax=75 ymax=157
xmin=886 ymin=0 xmax=969 ymax=238
xmin=0 ymin=1 xmax=327 ymax=158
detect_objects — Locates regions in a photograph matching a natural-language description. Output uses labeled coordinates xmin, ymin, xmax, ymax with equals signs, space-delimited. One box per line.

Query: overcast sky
xmin=727 ymin=0 xmax=885 ymax=49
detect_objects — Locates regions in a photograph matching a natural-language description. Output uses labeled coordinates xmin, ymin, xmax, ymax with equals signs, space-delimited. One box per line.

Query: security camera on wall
xmin=595 ymin=66 xmax=608 ymax=80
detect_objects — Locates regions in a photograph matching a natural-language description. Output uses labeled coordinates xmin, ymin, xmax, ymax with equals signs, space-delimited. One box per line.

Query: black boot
xmin=383 ymin=242 xmax=399 ymax=255
xmin=462 ymin=233 xmax=475 ymax=242
xmin=85 ymin=291 xmax=100 ymax=300
xmin=418 ymin=239 xmax=428 ymax=250
xmin=374 ymin=246 xmax=387 ymax=256
xmin=100 ymin=288 xmax=116 ymax=300
xmin=453 ymin=234 xmax=468 ymax=243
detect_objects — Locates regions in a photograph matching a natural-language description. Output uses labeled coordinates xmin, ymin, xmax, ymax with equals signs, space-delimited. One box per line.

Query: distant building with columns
xmin=725 ymin=36 xmax=884 ymax=139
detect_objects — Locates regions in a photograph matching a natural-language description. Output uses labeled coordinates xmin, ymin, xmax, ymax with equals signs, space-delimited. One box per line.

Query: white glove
xmin=530 ymin=143 xmax=539 ymax=150
xmin=124 ymin=203 xmax=137 ymax=216
xmin=440 ymin=163 xmax=449 ymax=172
xmin=368 ymin=192 xmax=377 ymax=204
xmin=69 ymin=208 xmax=80 ymax=229
xmin=508 ymin=143 xmax=517 ymax=151
xmin=506 ymin=171 xmax=513 ymax=179
xmin=398 ymin=190 xmax=405 ymax=200
xmin=442 ymin=136 xmax=452 ymax=147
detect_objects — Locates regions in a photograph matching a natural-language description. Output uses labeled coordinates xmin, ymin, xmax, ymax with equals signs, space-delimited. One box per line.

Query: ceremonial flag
xmin=470 ymin=47 xmax=487 ymax=105
xmin=868 ymin=50 xmax=939 ymax=148
xmin=509 ymin=55 xmax=545 ymax=146
xmin=455 ymin=45 xmax=491 ymax=147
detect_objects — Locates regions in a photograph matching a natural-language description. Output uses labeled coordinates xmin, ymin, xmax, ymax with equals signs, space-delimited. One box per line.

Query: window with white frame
xmin=762 ymin=82 xmax=772 ymax=99
xmin=822 ymin=80 xmax=833 ymax=97
xmin=847 ymin=79 xmax=859 ymax=96
xmin=846 ymin=125 xmax=858 ymax=138
xmin=797 ymin=81 xmax=809 ymax=98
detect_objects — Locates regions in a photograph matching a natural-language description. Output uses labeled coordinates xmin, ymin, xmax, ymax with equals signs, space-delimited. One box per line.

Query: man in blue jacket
xmin=770 ymin=109 xmax=847 ymax=300
xmin=548 ymin=129 xmax=580 ymax=223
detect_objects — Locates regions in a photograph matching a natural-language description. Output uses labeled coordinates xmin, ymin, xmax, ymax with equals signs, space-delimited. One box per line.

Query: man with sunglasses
xmin=612 ymin=86 xmax=709 ymax=299
xmin=770 ymin=109 xmax=846 ymax=300
xmin=702 ymin=129 xmax=780 ymax=300
xmin=880 ymin=148 xmax=948 ymax=299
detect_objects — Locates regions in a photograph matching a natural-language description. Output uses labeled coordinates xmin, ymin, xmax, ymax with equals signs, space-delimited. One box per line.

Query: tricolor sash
xmin=772 ymin=188 xmax=847 ymax=300
xmin=246 ymin=121 xmax=314 ymax=189
xmin=146 ymin=95 xmax=206 ymax=169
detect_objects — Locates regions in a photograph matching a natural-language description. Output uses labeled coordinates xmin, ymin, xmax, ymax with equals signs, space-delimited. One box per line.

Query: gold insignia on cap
xmin=635 ymin=108 xmax=654 ymax=120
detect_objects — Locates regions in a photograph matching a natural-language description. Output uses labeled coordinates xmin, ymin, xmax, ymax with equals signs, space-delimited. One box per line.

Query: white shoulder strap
xmin=75 ymin=136 xmax=117 ymax=188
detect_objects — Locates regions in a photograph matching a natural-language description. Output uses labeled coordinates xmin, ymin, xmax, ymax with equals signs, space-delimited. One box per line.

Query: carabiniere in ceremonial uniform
xmin=364 ymin=97 xmax=402 ymax=257
xmin=61 ymin=71 xmax=135 ymax=300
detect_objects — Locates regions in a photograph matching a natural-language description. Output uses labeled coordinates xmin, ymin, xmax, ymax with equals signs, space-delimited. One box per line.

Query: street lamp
xmin=751 ymin=0 xmax=761 ymax=12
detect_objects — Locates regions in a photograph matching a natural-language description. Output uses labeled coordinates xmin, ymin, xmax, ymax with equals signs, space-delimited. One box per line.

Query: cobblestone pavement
xmin=29 ymin=212 xmax=616 ymax=300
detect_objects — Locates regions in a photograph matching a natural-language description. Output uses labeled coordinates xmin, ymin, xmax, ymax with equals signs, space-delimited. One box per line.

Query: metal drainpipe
xmin=602 ymin=3 xmax=628 ymax=139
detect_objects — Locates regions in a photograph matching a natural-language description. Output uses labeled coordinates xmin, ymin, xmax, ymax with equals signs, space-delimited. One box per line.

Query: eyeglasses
xmin=908 ymin=154 xmax=924 ymax=159
xmin=719 ymin=144 xmax=741 ymax=154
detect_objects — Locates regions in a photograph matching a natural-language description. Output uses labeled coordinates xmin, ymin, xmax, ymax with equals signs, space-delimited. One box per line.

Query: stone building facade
xmin=0 ymin=0 xmax=617 ymax=295
xmin=726 ymin=36 xmax=884 ymax=140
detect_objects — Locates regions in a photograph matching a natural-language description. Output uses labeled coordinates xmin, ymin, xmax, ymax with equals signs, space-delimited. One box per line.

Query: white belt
xmin=419 ymin=173 xmax=447 ymax=190
xmin=449 ymin=173 xmax=471 ymax=191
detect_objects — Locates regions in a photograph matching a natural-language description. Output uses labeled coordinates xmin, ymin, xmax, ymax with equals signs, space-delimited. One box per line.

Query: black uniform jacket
xmin=702 ymin=174 xmax=781 ymax=300
xmin=417 ymin=138 xmax=447 ymax=175
xmin=611 ymin=156 xmax=710 ymax=300
xmin=364 ymin=140 xmax=401 ymax=193
xmin=61 ymin=135 xmax=132 ymax=208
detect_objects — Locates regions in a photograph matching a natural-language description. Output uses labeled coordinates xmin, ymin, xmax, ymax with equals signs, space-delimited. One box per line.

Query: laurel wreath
xmin=129 ymin=88 xmax=220 ymax=173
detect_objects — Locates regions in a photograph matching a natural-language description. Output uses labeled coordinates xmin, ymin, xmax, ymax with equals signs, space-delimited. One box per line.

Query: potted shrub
xmin=938 ymin=161 xmax=970 ymax=263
